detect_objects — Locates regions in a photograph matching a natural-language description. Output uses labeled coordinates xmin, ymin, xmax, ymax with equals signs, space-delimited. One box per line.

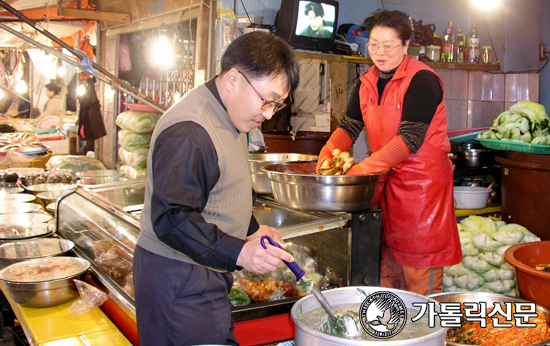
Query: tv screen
xmin=275 ymin=0 xmax=339 ymax=52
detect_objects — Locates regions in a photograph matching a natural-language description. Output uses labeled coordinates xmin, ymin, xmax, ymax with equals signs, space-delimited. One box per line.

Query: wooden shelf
xmin=293 ymin=50 xmax=501 ymax=71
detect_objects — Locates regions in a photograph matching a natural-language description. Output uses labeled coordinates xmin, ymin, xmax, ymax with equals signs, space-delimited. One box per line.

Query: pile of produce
xmin=443 ymin=215 xmax=540 ymax=296
xmin=316 ymin=149 xmax=355 ymax=175
xmin=477 ymin=100 xmax=550 ymax=145
xmin=116 ymin=110 xmax=161 ymax=179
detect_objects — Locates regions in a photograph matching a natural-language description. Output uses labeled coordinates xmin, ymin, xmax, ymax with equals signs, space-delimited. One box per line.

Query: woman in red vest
xmin=316 ymin=10 xmax=461 ymax=295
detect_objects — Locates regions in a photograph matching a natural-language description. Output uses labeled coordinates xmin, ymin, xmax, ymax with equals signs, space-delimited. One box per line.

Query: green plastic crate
xmin=476 ymin=138 xmax=550 ymax=155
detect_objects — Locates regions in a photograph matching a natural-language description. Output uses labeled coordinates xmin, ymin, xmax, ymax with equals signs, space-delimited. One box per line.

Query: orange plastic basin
xmin=505 ymin=241 xmax=550 ymax=309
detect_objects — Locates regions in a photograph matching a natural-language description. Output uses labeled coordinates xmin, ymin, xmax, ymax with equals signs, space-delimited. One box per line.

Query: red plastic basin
xmin=504 ymin=241 xmax=550 ymax=309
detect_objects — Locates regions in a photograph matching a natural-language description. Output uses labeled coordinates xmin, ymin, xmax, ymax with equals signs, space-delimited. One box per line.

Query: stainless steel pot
xmin=249 ymin=153 xmax=318 ymax=194
xmin=451 ymin=143 xmax=496 ymax=168
xmin=292 ymin=286 xmax=448 ymax=346
xmin=0 ymin=238 xmax=75 ymax=269
xmin=261 ymin=162 xmax=387 ymax=211
xmin=429 ymin=292 xmax=550 ymax=346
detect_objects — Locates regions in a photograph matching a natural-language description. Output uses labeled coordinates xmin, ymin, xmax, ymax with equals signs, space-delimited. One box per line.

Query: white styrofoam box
xmin=236 ymin=15 xmax=263 ymax=28
xmin=44 ymin=139 xmax=69 ymax=154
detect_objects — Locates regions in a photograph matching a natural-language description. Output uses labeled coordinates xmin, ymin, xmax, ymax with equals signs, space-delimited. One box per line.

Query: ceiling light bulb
xmin=472 ymin=0 xmax=501 ymax=10
xmin=15 ymin=80 xmax=27 ymax=94
xmin=77 ymin=85 xmax=86 ymax=96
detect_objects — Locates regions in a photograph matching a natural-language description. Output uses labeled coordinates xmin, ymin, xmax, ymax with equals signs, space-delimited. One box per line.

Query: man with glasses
xmin=134 ymin=31 xmax=300 ymax=345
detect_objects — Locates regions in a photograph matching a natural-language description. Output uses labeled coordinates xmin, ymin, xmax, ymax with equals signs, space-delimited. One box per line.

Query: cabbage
xmin=495 ymin=221 xmax=507 ymax=228
xmin=463 ymin=256 xmax=493 ymax=274
xmin=118 ymin=129 xmax=152 ymax=151
xmin=504 ymin=289 xmax=517 ymax=297
xmin=522 ymin=229 xmax=541 ymax=243
xmin=119 ymin=147 xmax=149 ymax=169
xmin=443 ymin=275 xmax=455 ymax=288
xmin=478 ymin=250 xmax=505 ymax=266
xmin=472 ymin=231 xmax=503 ymax=252
xmin=483 ymin=280 xmax=508 ymax=293
xmin=460 ymin=216 xmax=497 ymax=234
xmin=453 ymin=273 xmax=485 ymax=290
xmin=116 ymin=110 xmax=162 ymax=133
xmin=492 ymin=224 xmax=525 ymax=244
xmin=500 ymin=262 xmax=515 ymax=272
xmin=462 ymin=243 xmax=480 ymax=256
xmin=120 ymin=164 xmax=147 ymax=179
xmin=481 ymin=268 xmax=500 ymax=282
xmin=459 ymin=228 xmax=473 ymax=246
xmin=447 ymin=263 xmax=475 ymax=277
xmin=509 ymin=100 xmax=549 ymax=127
xmin=444 ymin=285 xmax=459 ymax=292
xmin=497 ymin=268 xmax=515 ymax=280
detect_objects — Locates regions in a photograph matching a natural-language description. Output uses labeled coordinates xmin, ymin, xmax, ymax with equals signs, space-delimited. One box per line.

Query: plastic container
xmin=453 ymin=186 xmax=492 ymax=209
xmin=505 ymin=241 xmax=550 ymax=309
xmin=425 ymin=45 xmax=441 ymax=62
xmin=482 ymin=46 xmax=492 ymax=64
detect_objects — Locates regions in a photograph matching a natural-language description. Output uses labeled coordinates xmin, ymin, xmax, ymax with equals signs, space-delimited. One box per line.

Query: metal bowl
xmin=0 ymin=202 xmax=42 ymax=214
xmin=261 ymin=162 xmax=388 ymax=211
xmin=0 ymin=256 xmax=90 ymax=308
xmin=0 ymin=213 xmax=52 ymax=225
xmin=36 ymin=191 xmax=60 ymax=204
xmin=249 ymin=153 xmax=318 ymax=194
xmin=0 ymin=193 xmax=36 ymax=203
xmin=0 ymin=238 xmax=75 ymax=269
xmin=25 ymin=183 xmax=77 ymax=196
xmin=429 ymin=292 xmax=550 ymax=346
xmin=0 ymin=222 xmax=55 ymax=244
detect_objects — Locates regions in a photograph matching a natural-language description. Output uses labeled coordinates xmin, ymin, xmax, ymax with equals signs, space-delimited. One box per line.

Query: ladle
xmin=260 ymin=236 xmax=338 ymax=325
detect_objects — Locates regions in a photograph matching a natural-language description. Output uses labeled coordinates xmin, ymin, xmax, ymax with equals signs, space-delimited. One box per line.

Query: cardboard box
xmin=44 ymin=139 xmax=69 ymax=154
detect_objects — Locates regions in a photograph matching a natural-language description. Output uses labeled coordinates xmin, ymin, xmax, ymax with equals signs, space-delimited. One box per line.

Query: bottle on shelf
xmin=466 ymin=20 xmax=481 ymax=63
xmin=456 ymin=28 xmax=465 ymax=63
xmin=441 ymin=21 xmax=457 ymax=63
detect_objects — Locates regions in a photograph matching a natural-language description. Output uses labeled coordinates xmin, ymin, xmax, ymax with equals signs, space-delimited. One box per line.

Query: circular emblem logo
xmin=359 ymin=291 xmax=407 ymax=339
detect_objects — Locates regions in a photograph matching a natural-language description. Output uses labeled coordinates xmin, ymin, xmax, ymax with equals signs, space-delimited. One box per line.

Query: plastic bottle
xmin=466 ymin=20 xmax=481 ymax=63
xmin=441 ymin=21 xmax=457 ymax=63
xmin=457 ymin=28 xmax=465 ymax=63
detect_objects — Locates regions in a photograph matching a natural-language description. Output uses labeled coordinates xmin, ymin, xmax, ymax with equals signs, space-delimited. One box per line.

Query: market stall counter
xmin=53 ymin=179 xmax=382 ymax=345
xmin=0 ymin=282 xmax=132 ymax=346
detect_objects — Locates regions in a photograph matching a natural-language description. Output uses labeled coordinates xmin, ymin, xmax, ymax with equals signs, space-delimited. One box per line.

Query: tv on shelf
xmin=275 ymin=0 xmax=339 ymax=52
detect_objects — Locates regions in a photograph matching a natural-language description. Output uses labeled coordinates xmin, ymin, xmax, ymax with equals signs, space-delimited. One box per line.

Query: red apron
xmin=359 ymin=56 xmax=462 ymax=268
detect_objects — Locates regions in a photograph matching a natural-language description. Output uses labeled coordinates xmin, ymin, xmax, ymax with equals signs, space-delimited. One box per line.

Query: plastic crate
xmin=344 ymin=34 xmax=368 ymax=57
xmin=476 ymin=138 xmax=550 ymax=155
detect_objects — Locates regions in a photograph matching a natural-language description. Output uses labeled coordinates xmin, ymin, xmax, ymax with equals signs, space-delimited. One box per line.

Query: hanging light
xmin=153 ymin=23 xmax=173 ymax=66
xmin=15 ymin=80 xmax=27 ymax=94
xmin=472 ymin=0 xmax=501 ymax=10
xmin=77 ymin=84 xmax=86 ymax=96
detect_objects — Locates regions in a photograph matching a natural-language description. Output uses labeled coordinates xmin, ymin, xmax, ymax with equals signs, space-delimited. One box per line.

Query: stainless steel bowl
xmin=0 ymin=213 xmax=52 ymax=225
xmin=261 ymin=162 xmax=388 ymax=211
xmin=25 ymin=183 xmax=77 ymax=196
xmin=249 ymin=153 xmax=318 ymax=194
xmin=0 ymin=202 xmax=42 ymax=214
xmin=0 ymin=256 xmax=90 ymax=308
xmin=429 ymin=292 xmax=550 ymax=346
xmin=0 ymin=222 xmax=55 ymax=244
xmin=0 ymin=193 xmax=36 ymax=203
xmin=0 ymin=238 xmax=75 ymax=269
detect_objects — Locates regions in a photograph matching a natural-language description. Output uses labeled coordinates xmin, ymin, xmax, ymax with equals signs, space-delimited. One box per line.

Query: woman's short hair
xmin=220 ymin=31 xmax=300 ymax=94
xmin=363 ymin=10 xmax=412 ymax=45
xmin=44 ymin=82 xmax=61 ymax=95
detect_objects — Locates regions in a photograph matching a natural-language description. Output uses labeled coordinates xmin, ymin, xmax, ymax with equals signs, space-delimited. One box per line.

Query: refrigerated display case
xmin=55 ymin=180 xmax=382 ymax=344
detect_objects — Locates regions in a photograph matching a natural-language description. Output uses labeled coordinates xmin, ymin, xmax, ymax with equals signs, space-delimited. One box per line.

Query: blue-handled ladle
xmin=260 ymin=235 xmax=338 ymax=325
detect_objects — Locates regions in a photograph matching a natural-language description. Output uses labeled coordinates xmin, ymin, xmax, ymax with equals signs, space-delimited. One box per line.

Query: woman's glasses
xmin=368 ymin=43 xmax=402 ymax=53
xmin=238 ymin=71 xmax=286 ymax=112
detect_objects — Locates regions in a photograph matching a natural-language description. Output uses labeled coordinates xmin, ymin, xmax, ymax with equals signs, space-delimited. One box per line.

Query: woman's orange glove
xmin=345 ymin=136 xmax=411 ymax=175
xmin=315 ymin=128 xmax=353 ymax=172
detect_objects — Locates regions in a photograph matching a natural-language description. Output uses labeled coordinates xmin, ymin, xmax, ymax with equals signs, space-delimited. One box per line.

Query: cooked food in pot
xmin=1 ymin=257 xmax=86 ymax=282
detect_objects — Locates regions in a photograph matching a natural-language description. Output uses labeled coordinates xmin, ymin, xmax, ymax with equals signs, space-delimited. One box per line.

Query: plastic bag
xmin=118 ymin=129 xmax=151 ymax=151
xmin=68 ymin=279 xmax=109 ymax=315
xmin=46 ymin=155 xmax=107 ymax=175
xmin=116 ymin=111 xmax=161 ymax=134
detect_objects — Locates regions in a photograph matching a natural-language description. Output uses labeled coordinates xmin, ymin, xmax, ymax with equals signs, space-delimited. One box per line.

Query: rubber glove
xmin=345 ymin=136 xmax=411 ymax=175
xmin=315 ymin=128 xmax=353 ymax=172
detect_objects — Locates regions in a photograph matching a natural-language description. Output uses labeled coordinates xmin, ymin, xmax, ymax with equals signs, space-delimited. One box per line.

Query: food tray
xmin=448 ymin=127 xmax=490 ymax=145
xmin=476 ymin=138 xmax=550 ymax=155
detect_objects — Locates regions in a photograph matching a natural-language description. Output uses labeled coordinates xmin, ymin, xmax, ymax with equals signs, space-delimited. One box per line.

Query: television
xmin=274 ymin=0 xmax=339 ymax=52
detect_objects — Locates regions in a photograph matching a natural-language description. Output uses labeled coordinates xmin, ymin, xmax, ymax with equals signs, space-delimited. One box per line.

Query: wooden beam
xmin=59 ymin=7 xmax=130 ymax=23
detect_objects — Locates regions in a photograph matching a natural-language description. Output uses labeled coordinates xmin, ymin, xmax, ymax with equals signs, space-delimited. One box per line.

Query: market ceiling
xmin=0 ymin=0 xmax=129 ymax=47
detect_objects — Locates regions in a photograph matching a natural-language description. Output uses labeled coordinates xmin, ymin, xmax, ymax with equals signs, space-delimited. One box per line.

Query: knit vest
xmin=137 ymin=84 xmax=252 ymax=266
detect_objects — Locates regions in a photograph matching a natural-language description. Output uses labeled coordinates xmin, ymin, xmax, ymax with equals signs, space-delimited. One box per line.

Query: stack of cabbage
xmin=443 ymin=215 xmax=541 ymax=296
xmin=116 ymin=110 xmax=162 ymax=179
xmin=477 ymin=100 xmax=550 ymax=145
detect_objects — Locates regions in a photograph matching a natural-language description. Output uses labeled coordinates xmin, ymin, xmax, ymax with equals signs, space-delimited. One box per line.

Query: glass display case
xmin=55 ymin=180 xmax=380 ymax=323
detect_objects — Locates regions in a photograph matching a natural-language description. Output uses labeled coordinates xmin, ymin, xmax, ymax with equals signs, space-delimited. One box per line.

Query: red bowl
xmin=504 ymin=241 xmax=550 ymax=309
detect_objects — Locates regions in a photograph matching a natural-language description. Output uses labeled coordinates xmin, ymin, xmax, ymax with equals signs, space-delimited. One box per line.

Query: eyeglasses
xmin=368 ymin=43 xmax=402 ymax=53
xmin=238 ymin=71 xmax=286 ymax=113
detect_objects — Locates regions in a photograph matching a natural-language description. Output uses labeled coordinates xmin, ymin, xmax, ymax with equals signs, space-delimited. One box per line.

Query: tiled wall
xmin=435 ymin=70 xmax=540 ymax=131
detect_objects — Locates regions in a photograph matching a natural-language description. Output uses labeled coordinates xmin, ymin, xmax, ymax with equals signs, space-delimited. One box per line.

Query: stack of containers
xmin=116 ymin=110 xmax=162 ymax=179
xmin=443 ymin=215 xmax=541 ymax=296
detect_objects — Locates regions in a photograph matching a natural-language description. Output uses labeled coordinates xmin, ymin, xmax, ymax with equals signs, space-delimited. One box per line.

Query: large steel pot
xmin=249 ymin=153 xmax=318 ymax=194
xmin=291 ymin=286 xmax=448 ymax=346
xmin=261 ymin=162 xmax=387 ymax=211
xmin=451 ymin=142 xmax=496 ymax=168
xmin=429 ymin=292 xmax=550 ymax=346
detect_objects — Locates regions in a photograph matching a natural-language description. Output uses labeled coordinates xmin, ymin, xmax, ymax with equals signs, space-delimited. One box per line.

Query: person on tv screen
xmin=300 ymin=2 xmax=332 ymax=38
